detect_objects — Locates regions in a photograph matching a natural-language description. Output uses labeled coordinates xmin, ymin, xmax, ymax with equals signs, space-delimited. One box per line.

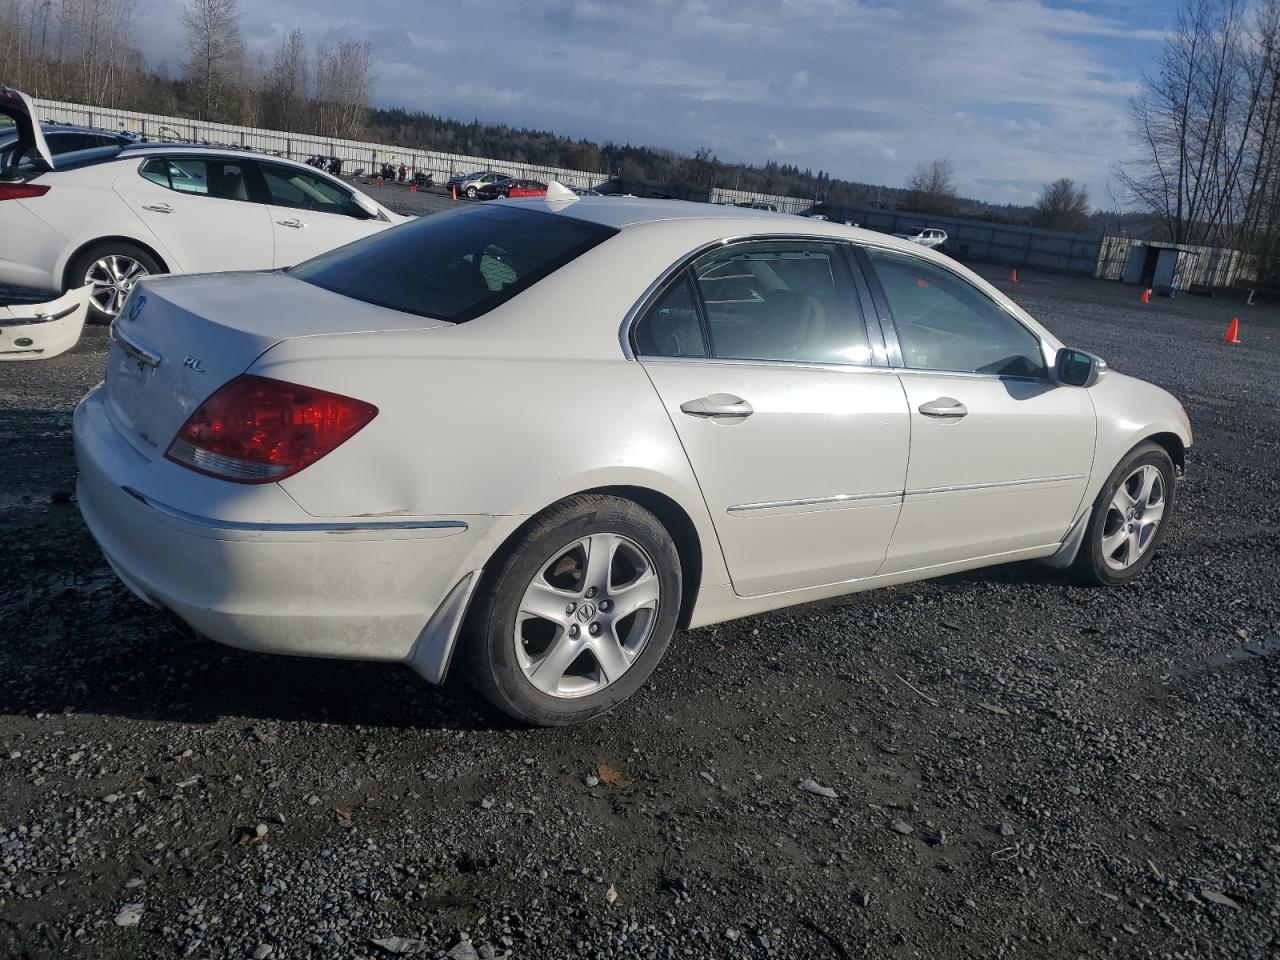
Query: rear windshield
xmin=290 ymin=205 xmax=617 ymax=323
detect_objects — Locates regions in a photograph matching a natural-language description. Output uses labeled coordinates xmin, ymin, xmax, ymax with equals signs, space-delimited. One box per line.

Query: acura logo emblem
xmin=575 ymin=601 xmax=597 ymax=623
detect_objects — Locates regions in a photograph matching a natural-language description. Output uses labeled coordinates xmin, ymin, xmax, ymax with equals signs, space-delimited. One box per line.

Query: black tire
xmin=464 ymin=494 xmax=682 ymax=726
xmin=465 ymin=185 xmax=478 ymax=200
xmin=67 ymin=241 xmax=163 ymax=324
xmin=1072 ymin=441 xmax=1176 ymax=586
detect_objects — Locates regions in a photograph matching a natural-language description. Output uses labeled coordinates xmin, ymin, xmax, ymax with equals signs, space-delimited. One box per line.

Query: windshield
xmin=290 ymin=205 xmax=618 ymax=324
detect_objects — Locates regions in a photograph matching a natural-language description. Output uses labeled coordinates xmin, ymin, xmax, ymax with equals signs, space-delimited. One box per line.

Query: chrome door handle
xmin=142 ymin=203 xmax=172 ymax=213
xmin=680 ymin=395 xmax=753 ymax=419
xmin=276 ymin=218 xmax=305 ymax=228
xmin=919 ymin=397 xmax=968 ymax=418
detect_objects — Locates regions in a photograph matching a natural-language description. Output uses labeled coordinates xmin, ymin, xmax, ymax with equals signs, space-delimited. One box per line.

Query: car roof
xmin=497 ymin=194 xmax=939 ymax=256
xmin=43 ymin=140 xmax=346 ymax=173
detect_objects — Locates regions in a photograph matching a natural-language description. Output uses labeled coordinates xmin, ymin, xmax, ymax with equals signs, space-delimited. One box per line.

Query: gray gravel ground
xmin=1 ymin=254 xmax=1278 ymax=959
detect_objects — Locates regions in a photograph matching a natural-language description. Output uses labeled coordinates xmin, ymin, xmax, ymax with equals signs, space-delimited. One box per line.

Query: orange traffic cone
xmin=409 ymin=184 xmax=417 ymax=193
xmin=1224 ymin=317 xmax=1242 ymax=344
xmin=1140 ymin=288 xmax=1151 ymax=304
xmin=451 ymin=184 xmax=458 ymax=201
xmin=1009 ymin=269 xmax=1018 ymax=283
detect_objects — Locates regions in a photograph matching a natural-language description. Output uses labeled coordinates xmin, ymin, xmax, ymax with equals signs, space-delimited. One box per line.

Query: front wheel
xmin=1073 ymin=442 xmax=1176 ymax=585
xmin=465 ymin=185 xmax=478 ymax=199
xmin=463 ymin=495 xmax=682 ymax=726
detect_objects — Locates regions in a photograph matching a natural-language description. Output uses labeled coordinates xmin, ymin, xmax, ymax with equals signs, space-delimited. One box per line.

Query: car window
xmin=633 ymin=272 xmax=706 ymax=358
xmin=259 ymin=163 xmax=366 ymax=218
xmin=690 ymin=240 xmax=872 ymax=365
xmin=138 ymin=157 xmax=253 ymax=202
xmin=866 ymin=248 xmax=1046 ymax=378
xmin=290 ymin=204 xmax=617 ymax=323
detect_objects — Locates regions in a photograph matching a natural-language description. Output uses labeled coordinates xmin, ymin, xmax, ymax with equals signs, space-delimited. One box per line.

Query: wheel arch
xmin=472 ymin=484 xmax=705 ymax=631
xmin=60 ymin=236 xmax=170 ymax=292
xmin=1144 ymin=430 xmax=1186 ymax=475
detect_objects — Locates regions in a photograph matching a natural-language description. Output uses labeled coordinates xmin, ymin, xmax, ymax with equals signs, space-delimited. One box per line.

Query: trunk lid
xmin=105 ymin=270 xmax=449 ymax=460
xmin=0 ymin=89 xmax=53 ymax=177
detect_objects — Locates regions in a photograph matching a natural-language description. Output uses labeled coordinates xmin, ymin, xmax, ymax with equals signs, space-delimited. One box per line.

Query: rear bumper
xmin=0 ymin=285 xmax=89 ymax=360
xmin=73 ymin=386 xmax=494 ymax=670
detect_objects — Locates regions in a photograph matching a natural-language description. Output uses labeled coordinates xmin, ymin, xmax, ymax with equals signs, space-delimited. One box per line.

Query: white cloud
xmin=130 ymin=0 xmax=1160 ymax=205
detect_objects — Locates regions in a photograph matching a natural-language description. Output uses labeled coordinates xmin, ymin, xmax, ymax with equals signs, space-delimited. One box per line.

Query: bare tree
xmin=1034 ymin=177 xmax=1091 ymax=231
xmin=313 ymin=39 xmax=373 ymax=139
xmin=904 ymin=157 xmax=957 ymax=215
xmin=1113 ymin=0 xmax=1274 ymax=244
xmin=181 ymin=0 xmax=242 ymax=121
xmin=260 ymin=28 xmax=307 ymax=131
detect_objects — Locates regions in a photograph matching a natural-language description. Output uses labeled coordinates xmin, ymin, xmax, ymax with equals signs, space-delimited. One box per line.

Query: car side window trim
xmin=624 ymin=233 xmax=892 ymax=368
xmin=855 ymin=243 xmax=1052 ymax=381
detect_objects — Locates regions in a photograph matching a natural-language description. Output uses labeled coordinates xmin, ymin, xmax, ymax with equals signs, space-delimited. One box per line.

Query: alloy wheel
xmin=1101 ymin=464 xmax=1166 ymax=571
xmin=514 ymin=533 xmax=661 ymax=698
xmin=84 ymin=255 xmax=148 ymax=317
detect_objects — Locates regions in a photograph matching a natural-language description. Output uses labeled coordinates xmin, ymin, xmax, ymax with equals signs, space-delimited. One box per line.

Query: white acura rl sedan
xmin=73 ymin=190 xmax=1192 ymax=725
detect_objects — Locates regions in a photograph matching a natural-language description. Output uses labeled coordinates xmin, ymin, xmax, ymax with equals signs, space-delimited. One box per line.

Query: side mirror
xmin=1054 ymin=347 xmax=1107 ymax=387
xmin=351 ymin=192 xmax=381 ymax=219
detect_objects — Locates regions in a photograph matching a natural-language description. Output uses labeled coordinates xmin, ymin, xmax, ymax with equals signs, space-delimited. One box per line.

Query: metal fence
xmin=25 ymin=96 xmax=1260 ymax=290
xmin=30 ymin=96 xmax=611 ymax=189
xmin=709 ymin=186 xmax=818 ymax=215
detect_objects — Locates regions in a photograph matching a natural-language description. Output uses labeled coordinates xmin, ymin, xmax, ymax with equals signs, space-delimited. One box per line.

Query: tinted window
xmin=139 ymin=157 xmax=252 ymax=201
xmin=691 ymin=240 xmax=871 ymax=364
xmin=291 ymin=205 xmax=617 ymax=323
xmin=867 ymin=248 xmax=1046 ymax=377
xmin=260 ymin=162 xmax=366 ymax=218
xmin=634 ymin=273 xmax=705 ymax=358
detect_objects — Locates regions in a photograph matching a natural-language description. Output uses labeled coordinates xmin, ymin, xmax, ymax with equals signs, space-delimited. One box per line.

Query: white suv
xmin=894 ymin=227 xmax=948 ymax=249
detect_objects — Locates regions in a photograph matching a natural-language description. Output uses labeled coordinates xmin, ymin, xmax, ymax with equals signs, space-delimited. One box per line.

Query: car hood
xmin=0 ymin=89 xmax=53 ymax=175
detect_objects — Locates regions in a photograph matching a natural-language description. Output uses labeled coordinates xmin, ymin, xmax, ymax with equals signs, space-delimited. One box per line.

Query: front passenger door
xmin=635 ymin=240 xmax=910 ymax=597
xmin=256 ymin=161 xmax=386 ymax=266
xmin=862 ymin=248 xmax=1095 ymax=574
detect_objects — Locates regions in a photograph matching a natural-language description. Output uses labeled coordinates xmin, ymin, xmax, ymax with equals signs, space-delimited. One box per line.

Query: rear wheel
xmin=69 ymin=241 xmax=162 ymax=323
xmin=465 ymin=185 xmax=479 ymax=199
xmin=464 ymin=495 xmax=681 ymax=726
xmin=1073 ymin=442 xmax=1175 ymax=585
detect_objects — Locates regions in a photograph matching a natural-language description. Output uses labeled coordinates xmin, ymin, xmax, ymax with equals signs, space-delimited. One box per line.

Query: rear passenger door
xmin=113 ymin=155 xmax=273 ymax=273
xmin=256 ymin=161 xmax=385 ymax=266
xmin=634 ymin=239 xmax=910 ymax=597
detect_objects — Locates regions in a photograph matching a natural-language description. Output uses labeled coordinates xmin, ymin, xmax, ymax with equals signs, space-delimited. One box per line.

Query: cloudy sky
xmin=133 ymin=0 xmax=1173 ymax=206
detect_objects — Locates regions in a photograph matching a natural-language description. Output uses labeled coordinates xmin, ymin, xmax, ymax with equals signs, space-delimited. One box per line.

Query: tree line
xmin=2 ymin=0 xmax=1107 ymax=233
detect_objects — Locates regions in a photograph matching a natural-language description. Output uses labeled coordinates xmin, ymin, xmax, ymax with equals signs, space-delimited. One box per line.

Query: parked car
xmin=0 ymin=121 xmax=135 ymax=169
xmin=447 ymin=169 xmax=509 ymax=199
xmin=735 ymin=200 xmax=780 ymax=212
xmin=475 ymin=177 xmax=547 ymax=200
xmin=570 ymin=186 xmax=602 ymax=197
xmin=0 ymin=89 xmax=405 ymax=321
xmin=895 ymin=226 xmax=948 ymax=249
xmin=73 ymin=197 xmax=1191 ymax=726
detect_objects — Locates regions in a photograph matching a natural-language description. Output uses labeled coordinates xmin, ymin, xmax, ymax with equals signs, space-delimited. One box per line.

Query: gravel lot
xmin=1 ymin=254 xmax=1278 ymax=959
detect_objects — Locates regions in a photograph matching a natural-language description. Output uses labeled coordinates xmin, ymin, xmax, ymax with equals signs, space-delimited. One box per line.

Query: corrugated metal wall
xmin=1091 ymin=236 xmax=1256 ymax=289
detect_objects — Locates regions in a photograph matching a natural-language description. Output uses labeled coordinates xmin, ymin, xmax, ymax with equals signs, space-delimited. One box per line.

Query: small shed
xmin=1116 ymin=240 xmax=1253 ymax=293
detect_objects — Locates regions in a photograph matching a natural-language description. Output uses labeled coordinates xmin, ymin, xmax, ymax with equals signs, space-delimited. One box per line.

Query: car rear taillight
xmin=0 ymin=183 xmax=50 ymax=201
xmin=165 ymin=375 xmax=378 ymax=483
